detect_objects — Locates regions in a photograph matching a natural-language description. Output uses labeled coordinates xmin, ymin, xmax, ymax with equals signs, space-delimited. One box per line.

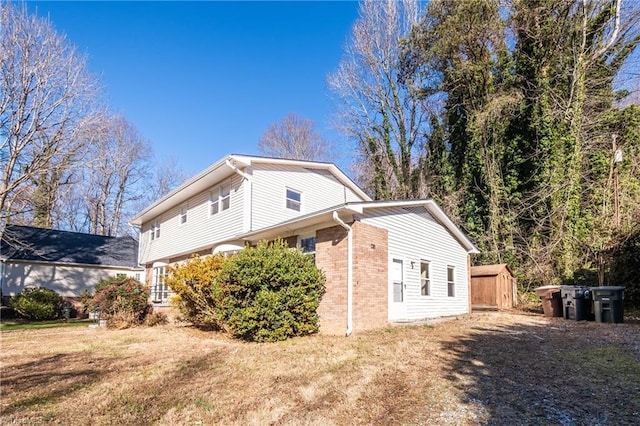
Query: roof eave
xmin=129 ymin=155 xmax=240 ymax=226
xmin=346 ymin=199 xmax=480 ymax=254
xmin=236 ymin=204 xmax=363 ymax=242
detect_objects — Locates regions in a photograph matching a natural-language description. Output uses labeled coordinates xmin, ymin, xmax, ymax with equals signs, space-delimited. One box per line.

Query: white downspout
xmin=225 ymin=159 xmax=251 ymax=181
xmin=332 ymin=211 xmax=353 ymax=337
xmin=225 ymin=159 xmax=253 ymax=231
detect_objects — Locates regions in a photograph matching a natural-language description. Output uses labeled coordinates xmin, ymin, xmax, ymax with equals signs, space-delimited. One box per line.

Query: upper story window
xmin=420 ymin=260 xmax=430 ymax=296
xmin=447 ymin=266 xmax=455 ymax=297
xmin=180 ymin=206 xmax=188 ymax=225
xmin=150 ymin=221 xmax=160 ymax=241
xmin=286 ymin=188 xmax=301 ymax=212
xmin=210 ymin=182 xmax=231 ymax=216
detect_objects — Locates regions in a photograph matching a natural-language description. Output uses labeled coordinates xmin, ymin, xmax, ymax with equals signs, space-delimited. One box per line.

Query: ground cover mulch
xmin=1 ymin=311 xmax=638 ymax=425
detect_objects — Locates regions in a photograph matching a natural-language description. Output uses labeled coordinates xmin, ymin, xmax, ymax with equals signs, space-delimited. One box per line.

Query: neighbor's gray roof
xmin=1 ymin=225 xmax=141 ymax=269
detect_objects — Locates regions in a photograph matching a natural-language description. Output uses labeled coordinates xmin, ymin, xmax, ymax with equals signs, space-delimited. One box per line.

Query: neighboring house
xmin=130 ymin=154 xmax=479 ymax=334
xmin=470 ymin=264 xmax=517 ymax=311
xmin=0 ymin=225 xmax=144 ymax=299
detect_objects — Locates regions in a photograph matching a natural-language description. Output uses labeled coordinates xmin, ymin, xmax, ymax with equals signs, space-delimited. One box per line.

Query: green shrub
xmin=165 ymin=254 xmax=228 ymax=329
xmin=11 ymin=287 xmax=63 ymax=320
xmin=216 ymin=239 xmax=326 ymax=342
xmin=92 ymin=277 xmax=150 ymax=327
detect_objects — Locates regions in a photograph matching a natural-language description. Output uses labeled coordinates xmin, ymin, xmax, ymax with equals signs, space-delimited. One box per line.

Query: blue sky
xmin=27 ymin=1 xmax=360 ymax=176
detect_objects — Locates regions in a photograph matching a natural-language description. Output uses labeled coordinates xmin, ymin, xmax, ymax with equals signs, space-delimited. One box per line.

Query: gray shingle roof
xmin=1 ymin=225 xmax=140 ymax=269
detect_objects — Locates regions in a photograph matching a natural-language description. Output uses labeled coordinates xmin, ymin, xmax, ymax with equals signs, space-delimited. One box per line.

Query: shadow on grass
xmin=440 ymin=315 xmax=640 ymax=424
xmin=91 ymin=349 xmax=236 ymax=423
xmin=1 ymin=352 xmax=114 ymax=417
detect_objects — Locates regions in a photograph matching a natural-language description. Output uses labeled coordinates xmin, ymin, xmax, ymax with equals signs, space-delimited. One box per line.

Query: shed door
xmin=389 ymin=258 xmax=407 ymax=320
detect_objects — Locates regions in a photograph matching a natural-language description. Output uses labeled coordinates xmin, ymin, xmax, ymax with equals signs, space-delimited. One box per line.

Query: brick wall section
xmin=352 ymin=221 xmax=388 ymax=332
xmin=315 ymin=221 xmax=389 ymax=335
xmin=315 ymin=225 xmax=349 ymax=335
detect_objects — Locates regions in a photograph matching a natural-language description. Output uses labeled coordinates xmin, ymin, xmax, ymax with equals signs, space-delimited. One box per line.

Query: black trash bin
xmin=534 ymin=286 xmax=563 ymax=317
xmin=560 ymin=286 xmax=593 ymax=321
xmin=590 ymin=286 xmax=624 ymax=323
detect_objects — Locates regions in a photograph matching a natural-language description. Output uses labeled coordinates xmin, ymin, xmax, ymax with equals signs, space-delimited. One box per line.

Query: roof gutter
xmin=332 ymin=211 xmax=353 ymax=337
xmin=226 ymin=158 xmax=253 ymax=231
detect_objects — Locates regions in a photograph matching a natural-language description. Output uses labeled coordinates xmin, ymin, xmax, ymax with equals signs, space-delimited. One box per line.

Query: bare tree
xmin=53 ymin=119 xmax=185 ymax=237
xmin=0 ymin=3 xmax=100 ymax=236
xmin=257 ymin=113 xmax=335 ymax=162
xmin=148 ymin=154 xmax=188 ymax=201
xmin=328 ymin=0 xmax=429 ymax=199
xmin=76 ymin=114 xmax=151 ymax=236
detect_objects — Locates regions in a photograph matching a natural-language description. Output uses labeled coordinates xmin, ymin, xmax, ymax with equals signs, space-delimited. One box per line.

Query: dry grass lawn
xmin=1 ymin=312 xmax=639 ymax=425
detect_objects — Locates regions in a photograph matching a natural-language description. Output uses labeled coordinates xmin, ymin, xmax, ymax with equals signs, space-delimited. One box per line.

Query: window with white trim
xmin=210 ymin=182 xmax=231 ymax=216
xmin=221 ymin=183 xmax=230 ymax=210
xmin=300 ymin=236 xmax=316 ymax=254
xmin=420 ymin=260 xmax=430 ymax=296
xmin=447 ymin=266 xmax=455 ymax=297
xmin=150 ymin=221 xmax=160 ymax=241
xmin=151 ymin=266 xmax=169 ymax=303
xmin=180 ymin=206 xmax=188 ymax=225
xmin=286 ymin=188 xmax=301 ymax=211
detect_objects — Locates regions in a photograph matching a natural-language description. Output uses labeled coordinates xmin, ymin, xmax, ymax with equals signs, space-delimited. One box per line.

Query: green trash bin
xmin=590 ymin=286 xmax=624 ymax=323
xmin=534 ymin=286 xmax=563 ymax=317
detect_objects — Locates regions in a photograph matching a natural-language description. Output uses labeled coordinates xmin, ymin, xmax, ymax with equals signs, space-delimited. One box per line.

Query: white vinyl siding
xmin=250 ymin=164 xmax=366 ymax=230
xmin=361 ymin=206 xmax=470 ymax=320
xmin=139 ymin=174 xmax=245 ymax=263
xmin=137 ymin=162 xmax=368 ymax=265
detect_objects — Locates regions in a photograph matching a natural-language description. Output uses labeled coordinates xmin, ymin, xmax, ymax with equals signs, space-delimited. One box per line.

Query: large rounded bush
xmin=11 ymin=287 xmax=63 ymax=320
xmin=216 ymin=239 xmax=326 ymax=342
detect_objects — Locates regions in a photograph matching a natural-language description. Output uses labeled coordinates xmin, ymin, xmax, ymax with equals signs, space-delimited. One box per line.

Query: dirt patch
xmin=1 ymin=312 xmax=639 ymax=425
